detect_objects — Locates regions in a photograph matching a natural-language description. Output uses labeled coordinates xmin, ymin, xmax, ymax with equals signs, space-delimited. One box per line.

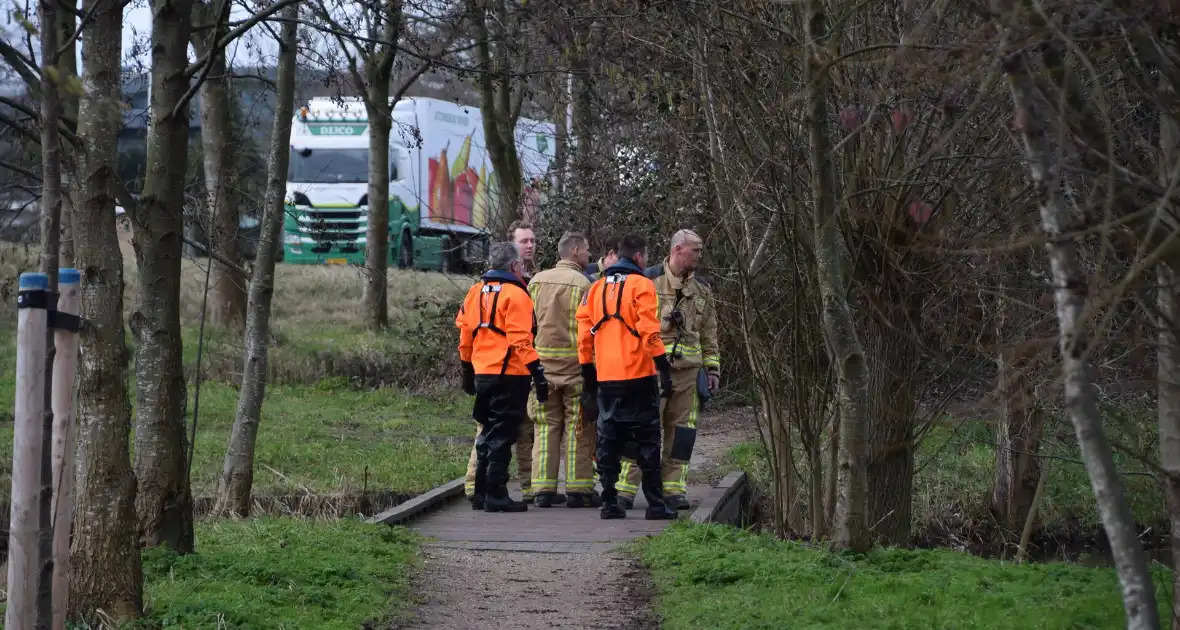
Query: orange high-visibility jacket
xmin=456 ymin=271 xmax=540 ymax=376
xmin=575 ymin=261 xmax=666 ymax=382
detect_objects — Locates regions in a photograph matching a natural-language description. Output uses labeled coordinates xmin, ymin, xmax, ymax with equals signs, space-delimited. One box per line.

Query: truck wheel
xmin=399 ymin=231 xmax=413 ymax=269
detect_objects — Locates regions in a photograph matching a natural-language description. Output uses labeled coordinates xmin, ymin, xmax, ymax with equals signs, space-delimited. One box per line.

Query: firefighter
xmin=528 ymin=231 xmax=602 ymax=508
xmin=456 ymin=241 xmax=549 ymax=513
xmin=616 ymin=229 xmax=720 ymax=511
xmin=464 ymin=220 xmax=547 ymax=504
xmin=576 ymin=234 xmax=678 ymax=520
xmin=509 ymin=219 xmax=538 ymax=283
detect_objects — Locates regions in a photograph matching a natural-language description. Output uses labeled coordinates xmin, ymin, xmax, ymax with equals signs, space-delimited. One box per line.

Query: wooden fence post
xmin=50 ymin=267 xmax=80 ymax=629
xmin=6 ymin=272 xmax=50 ymax=630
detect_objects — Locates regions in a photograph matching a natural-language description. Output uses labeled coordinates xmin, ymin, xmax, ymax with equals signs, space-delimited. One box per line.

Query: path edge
xmin=367 ymin=476 xmax=465 ymax=526
xmin=688 ymin=470 xmax=750 ymax=525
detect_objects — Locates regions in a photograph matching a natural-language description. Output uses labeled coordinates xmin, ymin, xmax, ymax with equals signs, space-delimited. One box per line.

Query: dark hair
xmin=616 ymin=234 xmax=646 ymax=260
xmin=601 ymin=233 xmax=621 ymax=254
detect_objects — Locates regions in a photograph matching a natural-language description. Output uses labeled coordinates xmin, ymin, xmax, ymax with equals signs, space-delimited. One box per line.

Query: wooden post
xmin=6 ymin=272 xmax=50 ymax=630
xmin=50 ymin=268 xmax=80 ymax=630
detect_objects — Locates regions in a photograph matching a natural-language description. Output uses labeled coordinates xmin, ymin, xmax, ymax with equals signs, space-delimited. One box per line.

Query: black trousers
xmin=472 ymin=374 xmax=532 ymax=499
xmin=596 ymin=375 xmax=667 ymax=509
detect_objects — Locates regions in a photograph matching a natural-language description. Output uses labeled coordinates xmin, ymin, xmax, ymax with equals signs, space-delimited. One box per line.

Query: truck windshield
xmin=287 ymin=148 xmax=368 ymax=183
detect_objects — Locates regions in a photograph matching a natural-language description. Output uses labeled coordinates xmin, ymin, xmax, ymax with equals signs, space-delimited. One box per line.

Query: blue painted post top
xmin=58 ymin=268 xmax=80 ymax=285
xmin=18 ymin=272 xmax=48 ymax=291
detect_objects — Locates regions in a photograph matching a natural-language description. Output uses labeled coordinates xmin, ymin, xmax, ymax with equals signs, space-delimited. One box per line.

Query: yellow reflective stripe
xmin=666 ymin=343 xmax=702 ymax=355
xmin=703 ymin=355 xmax=720 ymax=368
xmin=671 ymin=389 xmax=701 ymax=494
xmin=536 ymin=346 xmax=578 ymax=357
xmin=565 ymin=384 xmax=580 ymax=486
xmin=568 ymin=287 xmax=580 ymax=350
xmin=531 ymin=395 xmax=553 ymax=490
xmin=617 ymin=459 xmax=639 ymax=495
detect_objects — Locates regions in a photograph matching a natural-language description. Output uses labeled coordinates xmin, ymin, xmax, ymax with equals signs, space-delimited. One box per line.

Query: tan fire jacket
xmin=645 ymin=258 xmax=720 ymax=374
xmin=528 ymin=259 xmax=591 ymax=386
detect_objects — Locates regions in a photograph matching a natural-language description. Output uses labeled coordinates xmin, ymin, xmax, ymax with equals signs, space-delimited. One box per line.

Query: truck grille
xmin=296 ymin=206 xmax=365 ymax=243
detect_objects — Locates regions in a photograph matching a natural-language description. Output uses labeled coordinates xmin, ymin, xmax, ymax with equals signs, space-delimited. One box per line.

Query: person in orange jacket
xmin=456 ymin=241 xmax=549 ymax=513
xmin=576 ymin=234 xmax=677 ymax=520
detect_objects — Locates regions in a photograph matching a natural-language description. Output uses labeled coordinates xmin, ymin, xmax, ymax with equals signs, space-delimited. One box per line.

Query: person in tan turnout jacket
xmin=617 ymin=229 xmax=721 ymax=511
xmin=527 ymin=231 xmax=602 ymax=507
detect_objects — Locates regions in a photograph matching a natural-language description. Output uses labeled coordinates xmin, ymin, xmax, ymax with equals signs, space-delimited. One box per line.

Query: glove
xmin=528 ymin=360 xmax=549 ymax=403
xmin=461 ymin=361 xmax=475 ymax=396
xmin=581 ymin=363 xmax=598 ymax=396
xmin=654 ymin=354 xmax=673 ymax=399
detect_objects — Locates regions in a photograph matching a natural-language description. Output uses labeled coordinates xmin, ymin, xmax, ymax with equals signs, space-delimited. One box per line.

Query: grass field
xmin=134 ymin=518 xmax=421 ymax=629
xmin=0 ymin=238 xmax=478 ymax=511
xmin=639 ymin=522 xmax=1173 ymax=630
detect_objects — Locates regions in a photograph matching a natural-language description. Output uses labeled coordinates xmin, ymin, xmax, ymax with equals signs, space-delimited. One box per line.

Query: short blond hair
xmin=558 ymin=231 xmax=588 ymax=259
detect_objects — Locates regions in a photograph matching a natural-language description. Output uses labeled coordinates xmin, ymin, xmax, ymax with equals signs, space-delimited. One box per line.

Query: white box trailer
xmin=282 ymin=95 xmax=557 ymax=271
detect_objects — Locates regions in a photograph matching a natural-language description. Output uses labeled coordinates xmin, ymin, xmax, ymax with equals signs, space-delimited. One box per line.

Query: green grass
xmin=182 ymin=379 xmax=473 ymax=499
xmin=0 ymin=315 xmax=476 ymax=506
xmin=136 ymin=517 xmax=420 ymax=629
xmin=639 ymin=522 xmax=1174 ymax=630
xmin=0 ymin=371 xmax=473 ymax=503
xmin=0 ymin=239 xmax=476 ymax=506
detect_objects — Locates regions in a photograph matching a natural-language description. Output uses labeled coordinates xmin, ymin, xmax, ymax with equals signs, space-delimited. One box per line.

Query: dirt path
xmin=396 ymin=548 xmax=659 ymax=629
xmin=395 ymin=406 xmax=757 ymax=629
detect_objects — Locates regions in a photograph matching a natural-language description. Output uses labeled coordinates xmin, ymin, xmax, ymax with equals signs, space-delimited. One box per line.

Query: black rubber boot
xmin=534 ymin=492 xmax=556 ymax=508
xmin=666 ymin=495 xmax=691 ymax=511
xmin=600 ymin=502 xmax=627 ymax=519
xmin=552 ymin=493 xmax=568 ymax=505
xmin=645 ymin=505 xmax=678 ymax=520
xmin=617 ymin=495 xmax=635 ymax=510
xmin=484 ymin=495 xmax=528 ymax=513
xmin=566 ymin=493 xmax=602 ymax=508
xmin=469 ymin=494 xmax=485 ymax=511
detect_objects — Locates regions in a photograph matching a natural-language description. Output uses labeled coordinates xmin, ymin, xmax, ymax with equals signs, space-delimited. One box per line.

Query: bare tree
xmin=311 ymin=0 xmax=454 ymax=328
xmin=126 ymin=0 xmax=197 ymax=553
xmin=471 ymin=0 xmax=525 ymax=231
xmin=192 ymin=0 xmax=248 ymax=331
xmin=215 ymin=0 xmax=301 ymax=516
xmin=34 ymin=0 xmax=64 ymax=619
xmin=68 ymin=0 xmax=143 ymax=619
xmin=1004 ymin=46 xmax=1161 ymax=630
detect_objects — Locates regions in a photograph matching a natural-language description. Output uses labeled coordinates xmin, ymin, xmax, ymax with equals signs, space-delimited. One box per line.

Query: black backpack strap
xmin=473 ymin=282 xmax=507 ymax=338
xmin=590 ymin=273 xmax=640 ymax=339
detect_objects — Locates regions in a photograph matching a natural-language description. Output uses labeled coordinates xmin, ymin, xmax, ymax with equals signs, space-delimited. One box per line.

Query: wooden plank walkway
xmin=409 ymin=480 xmax=710 ymax=554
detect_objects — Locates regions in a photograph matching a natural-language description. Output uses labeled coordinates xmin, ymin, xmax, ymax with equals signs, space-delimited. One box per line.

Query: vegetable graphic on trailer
xmin=283 ymin=95 xmax=556 ymax=271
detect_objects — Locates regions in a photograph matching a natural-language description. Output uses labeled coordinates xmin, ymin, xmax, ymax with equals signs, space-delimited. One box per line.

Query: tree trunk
xmin=1006 ymin=54 xmax=1161 ymax=630
xmin=215 ymin=2 xmax=300 ymax=516
xmin=992 ymin=346 xmax=1048 ymax=533
xmin=864 ymin=316 xmax=920 ymax=546
xmin=68 ymin=0 xmax=143 ymax=618
xmin=128 ymin=0 xmax=195 ymax=553
xmin=1158 ymin=264 xmax=1180 ymax=630
xmin=552 ymin=71 xmax=569 ymax=196
xmin=36 ymin=0 xmax=63 ymax=618
xmin=1157 ymin=66 xmax=1180 ymax=630
xmin=363 ymin=88 xmax=392 ymax=329
xmin=475 ymin=1 xmax=522 ymax=232
xmin=805 ymin=1 xmax=869 ymax=553
xmin=825 ymin=407 xmax=839 ymax=531
xmin=58 ymin=0 xmax=78 ymax=267
xmin=192 ymin=1 xmax=247 ymax=332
